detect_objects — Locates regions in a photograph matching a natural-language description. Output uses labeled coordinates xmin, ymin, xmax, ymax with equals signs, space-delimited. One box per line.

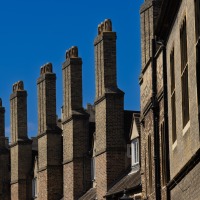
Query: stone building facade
xmin=140 ymin=0 xmax=200 ymax=200
xmin=0 ymin=19 xmax=141 ymax=200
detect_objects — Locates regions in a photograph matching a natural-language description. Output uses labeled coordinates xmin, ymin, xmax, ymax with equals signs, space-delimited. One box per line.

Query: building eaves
xmin=155 ymin=0 xmax=182 ymax=41
xmin=78 ymin=187 xmax=96 ymax=200
xmin=105 ymin=170 xmax=141 ymax=197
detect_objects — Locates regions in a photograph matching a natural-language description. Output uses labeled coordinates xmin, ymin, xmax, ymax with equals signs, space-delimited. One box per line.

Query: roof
xmin=105 ymin=170 xmax=141 ymax=197
xmin=78 ymin=188 xmax=96 ymax=200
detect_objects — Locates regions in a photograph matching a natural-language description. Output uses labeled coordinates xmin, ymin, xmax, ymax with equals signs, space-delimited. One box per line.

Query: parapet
xmin=12 ymin=81 xmax=24 ymax=92
xmin=98 ymin=19 xmax=112 ymax=35
xmin=66 ymin=46 xmax=78 ymax=60
xmin=40 ymin=62 xmax=53 ymax=75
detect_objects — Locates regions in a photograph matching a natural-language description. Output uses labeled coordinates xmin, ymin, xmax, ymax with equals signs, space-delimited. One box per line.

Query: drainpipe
xmin=151 ymin=38 xmax=161 ymax=200
xmin=160 ymin=41 xmax=171 ymax=200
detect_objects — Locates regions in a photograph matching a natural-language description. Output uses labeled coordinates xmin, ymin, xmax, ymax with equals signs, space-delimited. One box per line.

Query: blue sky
xmin=0 ymin=0 xmax=143 ymax=137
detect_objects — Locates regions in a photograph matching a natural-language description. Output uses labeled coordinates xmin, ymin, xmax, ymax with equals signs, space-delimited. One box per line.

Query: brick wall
xmin=62 ymin=46 xmax=90 ymax=199
xmin=10 ymin=82 xmax=32 ymax=200
xmin=37 ymin=63 xmax=63 ymax=200
xmin=94 ymin=19 xmax=126 ymax=199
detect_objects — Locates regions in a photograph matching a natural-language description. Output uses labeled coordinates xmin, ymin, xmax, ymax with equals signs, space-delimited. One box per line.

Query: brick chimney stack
xmin=37 ymin=63 xmax=63 ymax=200
xmin=10 ymin=81 xmax=28 ymax=142
xmin=0 ymin=99 xmax=10 ymax=200
xmin=0 ymin=98 xmax=5 ymax=147
xmin=10 ymin=81 xmax=32 ymax=200
xmin=94 ymin=19 xmax=126 ymax=199
xmin=62 ymin=46 xmax=90 ymax=199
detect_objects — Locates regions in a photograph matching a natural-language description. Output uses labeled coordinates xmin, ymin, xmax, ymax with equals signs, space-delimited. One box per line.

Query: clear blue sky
xmin=0 ymin=0 xmax=143 ymax=138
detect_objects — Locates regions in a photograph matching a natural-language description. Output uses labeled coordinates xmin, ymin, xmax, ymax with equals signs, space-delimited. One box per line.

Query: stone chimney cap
xmin=66 ymin=46 xmax=78 ymax=60
xmin=98 ymin=19 xmax=112 ymax=35
xmin=13 ymin=81 xmax=24 ymax=92
xmin=40 ymin=62 xmax=53 ymax=75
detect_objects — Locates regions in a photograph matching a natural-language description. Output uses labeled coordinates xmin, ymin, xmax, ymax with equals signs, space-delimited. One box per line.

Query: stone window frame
xmin=131 ymin=138 xmax=139 ymax=167
xmin=170 ymin=47 xmax=177 ymax=144
xmin=180 ymin=16 xmax=190 ymax=130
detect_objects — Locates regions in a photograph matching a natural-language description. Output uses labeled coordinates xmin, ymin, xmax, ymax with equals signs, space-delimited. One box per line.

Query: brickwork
xmin=37 ymin=63 xmax=63 ymax=200
xmin=37 ymin=63 xmax=57 ymax=134
xmin=62 ymin=46 xmax=83 ymax=119
xmin=0 ymin=99 xmax=5 ymax=142
xmin=140 ymin=62 xmax=152 ymax=111
xmin=94 ymin=19 xmax=126 ymax=200
xmin=62 ymin=46 xmax=90 ymax=199
xmin=140 ymin=0 xmax=162 ymax=69
xmin=140 ymin=111 xmax=155 ymax=199
xmin=95 ymin=153 xmax=107 ymax=199
xmin=10 ymin=82 xmax=28 ymax=142
xmin=0 ymin=153 xmax=10 ymax=200
xmin=0 ymin=100 xmax=10 ymax=200
xmin=38 ymin=170 xmax=48 ymax=199
xmin=10 ymin=82 xmax=32 ymax=200
xmin=63 ymin=162 xmax=73 ymax=199
xmin=140 ymin=1 xmax=167 ymax=200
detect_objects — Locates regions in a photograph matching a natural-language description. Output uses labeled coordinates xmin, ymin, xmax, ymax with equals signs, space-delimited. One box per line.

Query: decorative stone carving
xmin=40 ymin=63 xmax=53 ymax=75
xmin=13 ymin=81 xmax=24 ymax=92
xmin=98 ymin=19 xmax=112 ymax=35
xmin=66 ymin=46 xmax=78 ymax=60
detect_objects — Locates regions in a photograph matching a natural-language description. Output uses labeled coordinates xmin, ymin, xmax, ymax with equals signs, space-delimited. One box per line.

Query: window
xmin=32 ymin=177 xmax=37 ymax=198
xmin=170 ymin=48 xmax=177 ymax=142
xmin=161 ymin=122 xmax=167 ymax=186
xmin=91 ymin=157 xmax=95 ymax=181
xmin=148 ymin=135 xmax=152 ymax=193
xmin=180 ymin=17 xmax=190 ymax=128
xmin=131 ymin=138 xmax=139 ymax=167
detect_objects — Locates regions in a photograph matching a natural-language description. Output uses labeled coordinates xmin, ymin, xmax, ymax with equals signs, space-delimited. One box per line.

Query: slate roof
xmin=78 ymin=188 xmax=96 ymax=200
xmin=105 ymin=170 xmax=141 ymax=197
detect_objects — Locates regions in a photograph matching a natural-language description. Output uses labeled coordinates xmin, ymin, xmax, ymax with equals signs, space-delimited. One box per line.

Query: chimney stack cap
xmin=13 ymin=81 xmax=24 ymax=92
xmin=98 ymin=19 xmax=112 ymax=35
xmin=66 ymin=46 xmax=78 ymax=60
xmin=40 ymin=62 xmax=53 ymax=75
